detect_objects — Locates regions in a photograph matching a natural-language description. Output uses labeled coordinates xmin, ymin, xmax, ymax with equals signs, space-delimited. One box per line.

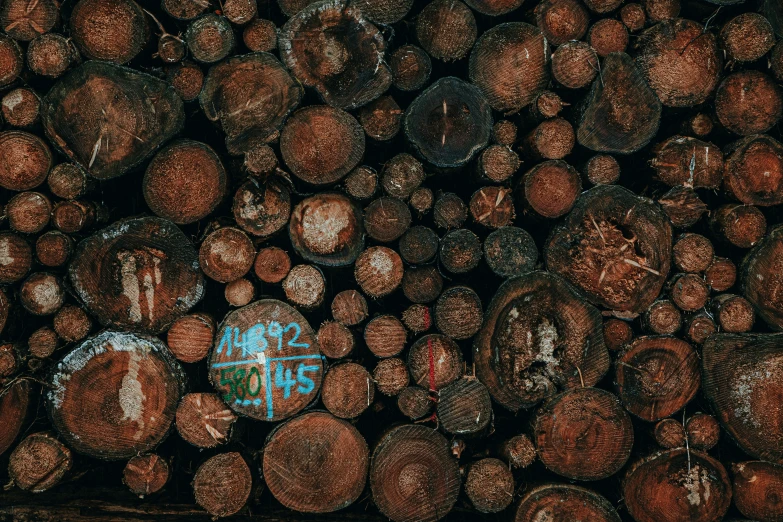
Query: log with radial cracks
xmin=404 ymin=77 xmax=492 ymax=168
xmin=68 ymin=217 xmax=204 ymax=334
xmin=279 ymin=0 xmax=390 ymax=110
xmin=576 ymin=52 xmax=661 ymax=154
xmin=199 ymin=52 xmax=302 ymax=155
xmin=473 ymin=271 xmax=609 ymax=411
xmin=545 ymin=184 xmax=672 ymax=314
xmin=263 ymin=411 xmax=368 ymax=513
xmin=702 ymin=333 xmax=783 ymax=464
xmin=41 ymin=61 xmax=184 ymax=180
xmin=46 ymin=331 xmax=186 ymax=460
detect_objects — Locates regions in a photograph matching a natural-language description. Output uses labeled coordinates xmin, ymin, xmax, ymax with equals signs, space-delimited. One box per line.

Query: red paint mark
xmin=423 ymin=306 xmax=431 ymax=330
xmin=427 ymin=337 xmax=436 ymax=394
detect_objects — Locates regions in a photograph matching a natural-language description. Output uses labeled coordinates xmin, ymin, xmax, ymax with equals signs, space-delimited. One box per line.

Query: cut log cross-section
xmin=209 ymin=299 xmax=324 ymax=422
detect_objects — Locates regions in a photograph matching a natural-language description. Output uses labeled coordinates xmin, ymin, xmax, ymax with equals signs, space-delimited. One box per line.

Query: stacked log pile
xmin=1 ymin=0 xmax=783 ymax=520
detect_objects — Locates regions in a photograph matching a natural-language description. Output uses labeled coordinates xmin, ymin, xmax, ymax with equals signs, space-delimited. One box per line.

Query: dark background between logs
xmin=0 ymin=0 xmax=780 ymax=520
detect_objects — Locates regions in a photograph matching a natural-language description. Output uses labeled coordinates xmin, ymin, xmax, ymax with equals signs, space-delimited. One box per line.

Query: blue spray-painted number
xmin=216 ymin=321 xmax=310 ymax=356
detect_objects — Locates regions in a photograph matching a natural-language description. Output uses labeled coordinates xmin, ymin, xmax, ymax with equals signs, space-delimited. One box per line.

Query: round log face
xmin=289 ymin=193 xmax=364 ymax=266
xmin=41 ymin=61 xmax=184 ymax=180
xmin=68 ymin=217 xmax=204 ymax=334
xmin=370 ymin=425 xmax=460 ymax=522
xmin=209 ymin=299 xmax=324 ymax=422
xmin=263 ymin=411 xmax=369 ymax=513
xmin=46 ymin=331 xmax=186 ymax=460
xmin=623 ymin=449 xmax=732 ymax=522
xmin=404 ymin=77 xmax=492 ymax=168
xmin=279 ymin=0 xmax=389 ymax=110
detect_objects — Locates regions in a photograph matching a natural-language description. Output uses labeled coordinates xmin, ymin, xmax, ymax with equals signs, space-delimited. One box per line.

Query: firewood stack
xmin=1 ymin=0 xmax=783 ymax=520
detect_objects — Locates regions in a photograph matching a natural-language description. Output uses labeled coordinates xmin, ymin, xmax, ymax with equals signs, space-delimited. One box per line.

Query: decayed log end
xmin=123 ymin=454 xmax=170 ymax=498
xmin=143 ymin=140 xmax=227 ymax=225
xmin=370 ymin=425 xmax=460 ymax=522
xmin=651 ymin=136 xmax=723 ymax=189
xmin=616 ymin=336 xmax=699 ymax=422
xmin=464 ymin=458 xmax=514 ymax=513
xmin=483 ymin=226 xmax=538 ymax=279
xmin=199 ymin=53 xmax=302 ymax=155
xmin=279 ymin=0 xmax=390 ymax=110
xmin=68 ymin=217 xmax=204 ymax=334
xmin=546 ymin=184 xmax=672 ymax=314
xmin=534 ymin=387 xmax=633 ymax=481
xmin=724 ymin=134 xmax=783 ymax=206
xmin=577 ymin=52 xmax=661 ymax=154
xmin=192 ymin=452 xmax=252 ymax=517
xmin=623 ymin=449 xmax=732 ymax=522
xmin=514 ymin=484 xmax=620 ymax=522
xmin=0 ymin=379 xmax=30 ymax=456
xmin=46 ymin=331 xmax=186 ymax=460
xmin=233 ymin=178 xmax=292 ymax=238
xmin=741 ymin=225 xmax=783 ymax=329
xmin=405 ymin=77 xmax=491 ymax=168
xmin=469 ymin=23 xmax=549 ymax=113
xmin=289 ymin=193 xmax=364 ymax=266
xmin=263 ymin=411 xmax=368 ymax=512
xmin=8 ymin=432 xmax=72 ymax=493
xmin=636 ymin=19 xmax=721 ymax=108
xmin=41 ymin=61 xmax=184 ymax=180
xmin=702 ymin=333 xmax=783 ymax=464
xmin=281 ymin=105 xmax=365 ymax=185
xmin=473 ymin=271 xmax=609 ymax=411
xmin=208 ymin=299 xmax=323 ymax=422
xmin=732 ymin=460 xmax=783 ymax=521
xmin=69 ymin=0 xmax=149 ymax=64
xmin=175 ymin=392 xmax=237 ymax=448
